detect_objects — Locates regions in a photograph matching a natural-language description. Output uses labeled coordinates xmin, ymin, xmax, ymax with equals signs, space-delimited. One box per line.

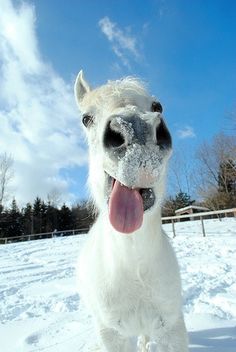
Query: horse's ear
xmin=74 ymin=70 xmax=91 ymax=104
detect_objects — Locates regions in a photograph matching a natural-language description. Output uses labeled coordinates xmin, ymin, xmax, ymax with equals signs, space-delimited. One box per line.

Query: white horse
xmin=74 ymin=71 xmax=188 ymax=352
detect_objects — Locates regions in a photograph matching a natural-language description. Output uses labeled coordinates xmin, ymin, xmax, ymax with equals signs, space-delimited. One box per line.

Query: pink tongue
xmin=109 ymin=180 xmax=144 ymax=234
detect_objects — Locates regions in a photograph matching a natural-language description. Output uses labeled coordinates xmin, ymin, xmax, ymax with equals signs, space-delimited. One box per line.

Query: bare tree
xmin=195 ymin=133 xmax=236 ymax=209
xmin=232 ymin=113 xmax=236 ymax=130
xmin=168 ymin=146 xmax=195 ymax=196
xmin=47 ymin=188 xmax=62 ymax=208
xmin=0 ymin=152 xmax=14 ymax=207
xmin=227 ymin=110 xmax=236 ymax=132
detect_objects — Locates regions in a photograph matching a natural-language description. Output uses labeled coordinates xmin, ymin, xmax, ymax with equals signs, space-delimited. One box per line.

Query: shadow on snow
xmin=189 ymin=326 xmax=236 ymax=351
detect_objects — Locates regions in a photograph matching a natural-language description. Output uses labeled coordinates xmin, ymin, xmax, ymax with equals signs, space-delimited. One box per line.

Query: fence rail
xmin=162 ymin=207 xmax=236 ymax=238
xmin=0 ymin=228 xmax=89 ymax=245
xmin=162 ymin=207 xmax=236 ymax=221
xmin=0 ymin=208 xmax=235 ymax=244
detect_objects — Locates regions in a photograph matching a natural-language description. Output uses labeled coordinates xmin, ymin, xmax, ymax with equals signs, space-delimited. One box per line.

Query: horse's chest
xmin=96 ymin=273 xmax=160 ymax=336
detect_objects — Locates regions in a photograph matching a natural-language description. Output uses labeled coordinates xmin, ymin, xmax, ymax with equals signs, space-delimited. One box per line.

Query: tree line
xmin=0 ymin=197 xmax=96 ymax=239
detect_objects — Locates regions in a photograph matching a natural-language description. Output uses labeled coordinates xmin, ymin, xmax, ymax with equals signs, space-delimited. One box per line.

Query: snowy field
xmin=0 ymin=218 xmax=236 ymax=352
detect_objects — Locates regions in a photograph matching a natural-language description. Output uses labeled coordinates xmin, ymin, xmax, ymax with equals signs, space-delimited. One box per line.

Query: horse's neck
xmin=97 ymin=208 xmax=163 ymax=263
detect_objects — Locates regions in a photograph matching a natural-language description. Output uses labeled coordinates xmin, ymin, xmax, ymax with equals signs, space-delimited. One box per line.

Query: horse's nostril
xmin=104 ymin=122 xmax=126 ymax=149
xmin=156 ymin=119 xmax=172 ymax=150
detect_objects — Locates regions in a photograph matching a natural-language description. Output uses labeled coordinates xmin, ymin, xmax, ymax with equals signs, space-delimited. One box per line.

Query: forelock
xmin=80 ymin=77 xmax=151 ymax=111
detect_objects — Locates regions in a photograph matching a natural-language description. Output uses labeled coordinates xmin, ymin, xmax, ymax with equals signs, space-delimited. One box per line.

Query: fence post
xmin=200 ymin=216 xmax=206 ymax=237
xmin=172 ymin=219 xmax=176 ymax=238
xmin=5 ymin=238 xmax=8 ymax=244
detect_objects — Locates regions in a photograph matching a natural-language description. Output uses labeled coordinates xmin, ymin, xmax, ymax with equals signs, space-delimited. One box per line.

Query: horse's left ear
xmin=74 ymin=70 xmax=91 ymax=105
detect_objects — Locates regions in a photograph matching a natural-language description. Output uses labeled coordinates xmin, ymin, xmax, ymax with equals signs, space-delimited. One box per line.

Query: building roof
xmin=175 ymin=205 xmax=210 ymax=214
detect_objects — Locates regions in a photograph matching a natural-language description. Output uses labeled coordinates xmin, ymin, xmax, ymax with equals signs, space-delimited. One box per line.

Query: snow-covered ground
xmin=0 ymin=218 xmax=236 ymax=351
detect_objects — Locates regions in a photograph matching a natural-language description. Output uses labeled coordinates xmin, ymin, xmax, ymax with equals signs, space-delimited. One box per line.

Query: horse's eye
xmin=82 ymin=114 xmax=93 ymax=127
xmin=151 ymin=101 xmax=163 ymax=113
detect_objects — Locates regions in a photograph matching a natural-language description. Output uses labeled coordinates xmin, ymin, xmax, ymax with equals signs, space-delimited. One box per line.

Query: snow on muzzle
xmin=105 ymin=144 xmax=163 ymax=234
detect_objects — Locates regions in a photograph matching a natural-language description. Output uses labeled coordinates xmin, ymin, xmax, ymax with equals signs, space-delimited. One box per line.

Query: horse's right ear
xmin=74 ymin=70 xmax=91 ymax=104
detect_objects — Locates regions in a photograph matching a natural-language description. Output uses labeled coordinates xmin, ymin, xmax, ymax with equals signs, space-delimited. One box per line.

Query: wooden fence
xmin=162 ymin=207 xmax=236 ymax=238
xmin=0 ymin=228 xmax=89 ymax=245
xmin=0 ymin=208 xmax=235 ymax=244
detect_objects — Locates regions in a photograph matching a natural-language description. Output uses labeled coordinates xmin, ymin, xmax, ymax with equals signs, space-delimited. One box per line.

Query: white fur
xmin=74 ymin=71 xmax=188 ymax=351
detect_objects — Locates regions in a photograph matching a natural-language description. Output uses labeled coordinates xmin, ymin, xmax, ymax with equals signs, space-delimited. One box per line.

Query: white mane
xmin=80 ymin=77 xmax=152 ymax=114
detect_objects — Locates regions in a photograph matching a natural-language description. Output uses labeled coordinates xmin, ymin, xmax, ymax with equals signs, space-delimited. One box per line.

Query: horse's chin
xmin=105 ymin=172 xmax=156 ymax=212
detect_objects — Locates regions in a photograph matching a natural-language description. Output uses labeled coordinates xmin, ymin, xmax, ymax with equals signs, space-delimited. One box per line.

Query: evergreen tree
xmin=33 ymin=197 xmax=43 ymax=233
xmin=22 ymin=203 xmax=33 ymax=234
xmin=5 ymin=199 xmax=24 ymax=238
xmin=58 ymin=204 xmax=73 ymax=230
xmin=45 ymin=202 xmax=58 ymax=232
xmin=162 ymin=191 xmax=195 ymax=216
xmin=40 ymin=201 xmax=48 ymax=233
xmin=174 ymin=191 xmax=195 ymax=210
xmin=0 ymin=206 xmax=9 ymax=238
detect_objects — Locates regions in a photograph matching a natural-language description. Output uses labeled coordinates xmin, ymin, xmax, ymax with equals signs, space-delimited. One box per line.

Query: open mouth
xmin=106 ymin=173 xmax=155 ymax=234
xmin=107 ymin=174 xmax=156 ymax=211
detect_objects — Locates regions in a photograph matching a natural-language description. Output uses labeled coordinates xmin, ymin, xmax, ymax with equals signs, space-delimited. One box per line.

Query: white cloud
xmin=98 ymin=16 xmax=140 ymax=68
xmin=0 ymin=0 xmax=86 ymax=206
xmin=177 ymin=126 xmax=196 ymax=139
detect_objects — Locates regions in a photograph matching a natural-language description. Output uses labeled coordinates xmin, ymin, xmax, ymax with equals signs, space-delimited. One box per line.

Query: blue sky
xmin=35 ymin=0 xmax=236 ymax=135
xmin=0 ymin=0 xmax=235 ymax=205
